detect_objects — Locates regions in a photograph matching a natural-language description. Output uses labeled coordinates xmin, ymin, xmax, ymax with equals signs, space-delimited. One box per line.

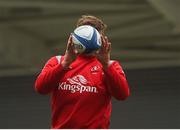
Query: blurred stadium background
xmin=0 ymin=0 xmax=179 ymax=128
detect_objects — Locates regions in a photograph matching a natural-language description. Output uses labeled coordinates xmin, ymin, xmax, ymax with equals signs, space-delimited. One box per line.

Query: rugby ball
xmin=72 ymin=25 xmax=102 ymax=53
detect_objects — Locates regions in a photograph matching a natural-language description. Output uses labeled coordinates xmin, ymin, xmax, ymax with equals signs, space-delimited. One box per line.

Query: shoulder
xmin=108 ymin=60 xmax=121 ymax=67
xmin=54 ymin=55 xmax=64 ymax=64
xmin=107 ymin=60 xmax=125 ymax=74
xmin=94 ymin=59 xmax=121 ymax=70
xmin=96 ymin=59 xmax=120 ymax=67
xmin=45 ymin=55 xmax=64 ymax=66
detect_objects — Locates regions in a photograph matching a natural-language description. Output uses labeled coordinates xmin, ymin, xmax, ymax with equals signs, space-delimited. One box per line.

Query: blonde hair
xmin=76 ymin=15 xmax=107 ymax=34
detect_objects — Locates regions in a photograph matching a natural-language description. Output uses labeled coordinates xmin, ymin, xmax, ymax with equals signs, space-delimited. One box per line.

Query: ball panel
xmin=72 ymin=35 xmax=86 ymax=53
xmin=74 ymin=25 xmax=93 ymax=40
xmin=95 ymin=29 xmax=102 ymax=47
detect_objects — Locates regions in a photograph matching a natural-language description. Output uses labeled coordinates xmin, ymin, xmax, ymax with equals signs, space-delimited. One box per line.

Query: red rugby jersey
xmin=35 ymin=55 xmax=130 ymax=129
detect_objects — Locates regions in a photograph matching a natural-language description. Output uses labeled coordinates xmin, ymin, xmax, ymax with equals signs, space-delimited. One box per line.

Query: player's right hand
xmin=96 ymin=35 xmax=111 ymax=69
xmin=61 ymin=34 xmax=77 ymax=69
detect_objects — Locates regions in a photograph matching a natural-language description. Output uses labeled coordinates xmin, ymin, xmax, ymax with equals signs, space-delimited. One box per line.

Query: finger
xmin=104 ymin=36 xmax=111 ymax=51
xmin=69 ymin=36 xmax=74 ymax=49
xmin=101 ymin=35 xmax=106 ymax=48
xmin=66 ymin=35 xmax=71 ymax=50
xmin=107 ymin=42 xmax=111 ymax=52
xmin=67 ymin=35 xmax=73 ymax=51
xmin=104 ymin=36 xmax=109 ymax=48
xmin=104 ymin=36 xmax=109 ymax=43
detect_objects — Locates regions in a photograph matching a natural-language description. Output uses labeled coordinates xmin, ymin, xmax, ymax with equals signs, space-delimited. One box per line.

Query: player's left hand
xmin=96 ymin=35 xmax=111 ymax=69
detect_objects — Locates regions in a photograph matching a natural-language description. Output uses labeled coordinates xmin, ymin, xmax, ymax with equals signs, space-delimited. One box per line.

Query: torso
xmin=51 ymin=55 xmax=111 ymax=128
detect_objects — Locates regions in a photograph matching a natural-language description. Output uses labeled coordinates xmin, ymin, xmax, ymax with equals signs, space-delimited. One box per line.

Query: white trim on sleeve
xmin=56 ymin=55 xmax=62 ymax=64
xmin=108 ymin=60 xmax=115 ymax=67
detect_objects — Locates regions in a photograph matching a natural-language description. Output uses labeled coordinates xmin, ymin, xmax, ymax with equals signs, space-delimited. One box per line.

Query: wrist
xmin=61 ymin=60 xmax=71 ymax=70
xmin=102 ymin=63 xmax=108 ymax=69
xmin=102 ymin=61 xmax=110 ymax=70
xmin=102 ymin=60 xmax=114 ymax=70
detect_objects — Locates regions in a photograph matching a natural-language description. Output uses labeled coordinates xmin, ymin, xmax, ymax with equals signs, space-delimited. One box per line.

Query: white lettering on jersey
xmin=58 ymin=75 xmax=98 ymax=93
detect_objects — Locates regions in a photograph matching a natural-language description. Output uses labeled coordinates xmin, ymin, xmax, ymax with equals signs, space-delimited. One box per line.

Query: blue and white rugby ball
xmin=72 ymin=25 xmax=102 ymax=53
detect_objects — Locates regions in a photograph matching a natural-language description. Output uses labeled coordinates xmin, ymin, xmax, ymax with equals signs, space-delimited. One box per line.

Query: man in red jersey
xmin=35 ymin=15 xmax=130 ymax=129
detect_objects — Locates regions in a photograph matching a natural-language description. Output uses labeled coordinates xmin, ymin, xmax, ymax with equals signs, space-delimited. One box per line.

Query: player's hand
xmin=61 ymin=34 xmax=77 ymax=69
xmin=96 ymin=35 xmax=111 ymax=69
